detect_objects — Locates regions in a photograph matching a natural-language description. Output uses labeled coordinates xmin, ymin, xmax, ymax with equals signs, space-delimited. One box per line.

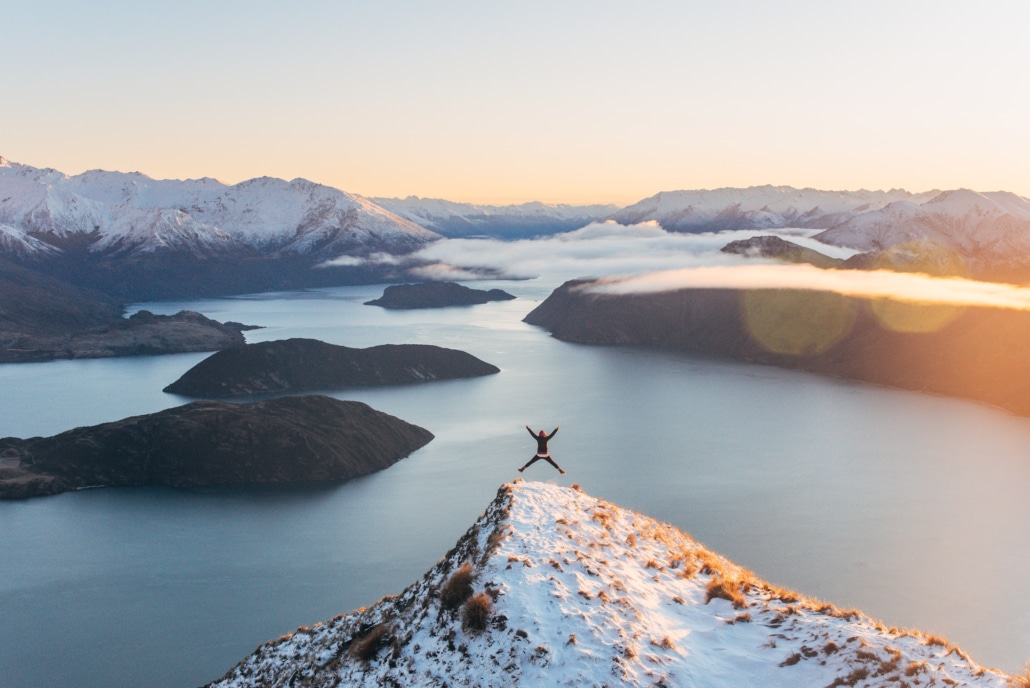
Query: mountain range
xmin=0 ymin=156 xmax=436 ymax=259
xmin=208 ymin=481 xmax=1014 ymax=687
xmin=6 ymin=154 xmax=1030 ymax=299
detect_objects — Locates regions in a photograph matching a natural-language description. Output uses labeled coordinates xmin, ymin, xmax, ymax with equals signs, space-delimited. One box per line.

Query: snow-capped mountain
xmin=372 ymin=196 xmax=619 ymax=238
xmin=209 ymin=481 xmax=1012 ymax=687
xmin=0 ymin=156 xmax=439 ymax=259
xmin=613 ymin=186 xmax=939 ymax=233
xmin=814 ymin=189 xmax=1030 ymax=268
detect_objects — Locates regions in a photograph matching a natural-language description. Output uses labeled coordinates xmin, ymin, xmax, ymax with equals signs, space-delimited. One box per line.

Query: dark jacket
xmin=528 ymin=426 xmax=558 ymax=454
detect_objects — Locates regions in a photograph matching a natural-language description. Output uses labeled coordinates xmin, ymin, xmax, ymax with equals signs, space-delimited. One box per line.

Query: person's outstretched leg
xmin=543 ymin=456 xmax=566 ymax=475
xmin=519 ymin=455 xmax=542 ymax=472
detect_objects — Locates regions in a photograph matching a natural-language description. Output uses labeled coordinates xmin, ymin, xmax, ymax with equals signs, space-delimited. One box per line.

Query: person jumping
xmin=519 ymin=424 xmax=565 ymax=474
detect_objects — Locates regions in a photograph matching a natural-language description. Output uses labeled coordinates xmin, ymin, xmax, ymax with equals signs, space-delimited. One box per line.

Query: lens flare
xmin=870 ymin=298 xmax=965 ymax=333
xmin=741 ymin=289 xmax=857 ymax=356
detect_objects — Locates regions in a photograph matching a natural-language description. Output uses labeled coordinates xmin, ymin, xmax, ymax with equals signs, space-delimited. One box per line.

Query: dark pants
xmin=521 ymin=453 xmax=564 ymax=473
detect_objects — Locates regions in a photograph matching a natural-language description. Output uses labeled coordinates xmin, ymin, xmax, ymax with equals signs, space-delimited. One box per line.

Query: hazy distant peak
xmin=372 ymin=196 xmax=619 ymax=238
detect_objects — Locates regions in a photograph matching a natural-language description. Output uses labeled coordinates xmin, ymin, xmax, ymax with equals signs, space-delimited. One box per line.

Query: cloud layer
xmin=588 ymin=264 xmax=1030 ymax=311
xmin=326 ymin=221 xmax=1030 ymax=311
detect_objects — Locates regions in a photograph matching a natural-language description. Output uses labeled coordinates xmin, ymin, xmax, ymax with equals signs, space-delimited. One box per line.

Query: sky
xmin=3 ymin=1 xmax=1028 ymax=204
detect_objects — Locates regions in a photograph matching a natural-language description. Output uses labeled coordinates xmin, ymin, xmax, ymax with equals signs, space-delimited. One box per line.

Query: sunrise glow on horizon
xmin=3 ymin=1 xmax=1029 ymax=204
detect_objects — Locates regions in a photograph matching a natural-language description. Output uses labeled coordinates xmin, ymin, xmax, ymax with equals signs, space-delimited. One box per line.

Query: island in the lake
xmin=364 ymin=281 xmax=516 ymax=309
xmin=163 ymin=338 xmax=501 ymax=397
xmin=720 ymin=235 xmax=844 ymax=269
xmin=0 ymin=395 xmax=434 ymax=499
xmin=525 ymin=279 xmax=1030 ymax=417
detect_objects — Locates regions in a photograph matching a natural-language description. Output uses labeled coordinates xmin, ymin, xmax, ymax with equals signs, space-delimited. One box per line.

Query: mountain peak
xmin=208 ymin=480 xmax=1011 ymax=687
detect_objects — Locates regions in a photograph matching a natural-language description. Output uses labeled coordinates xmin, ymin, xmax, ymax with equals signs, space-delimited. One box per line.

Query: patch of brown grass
xmin=440 ymin=563 xmax=474 ymax=611
xmin=1009 ymin=665 xmax=1030 ymax=688
xmin=350 ymin=623 xmax=392 ymax=662
xmin=655 ymin=636 xmax=675 ymax=650
xmin=904 ymin=661 xmax=926 ymax=676
xmin=779 ymin=652 xmax=801 ymax=667
xmin=462 ymin=593 xmax=491 ymax=632
xmin=705 ymin=575 xmax=747 ymax=609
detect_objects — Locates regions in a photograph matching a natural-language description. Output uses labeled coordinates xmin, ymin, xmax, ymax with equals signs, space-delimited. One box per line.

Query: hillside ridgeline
xmin=164 ymin=338 xmax=500 ymax=397
xmin=525 ymin=280 xmax=1030 ymax=416
xmin=0 ymin=395 xmax=433 ymax=499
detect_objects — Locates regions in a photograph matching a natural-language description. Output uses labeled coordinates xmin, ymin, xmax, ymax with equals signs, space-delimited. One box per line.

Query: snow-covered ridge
xmin=613 ymin=185 xmax=941 ymax=232
xmin=814 ymin=188 xmax=1030 ymax=260
xmin=372 ymin=196 xmax=619 ymax=238
xmin=209 ymin=481 xmax=1013 ymax=687
xmin=0 ymin=157 xmax=439 ymax=259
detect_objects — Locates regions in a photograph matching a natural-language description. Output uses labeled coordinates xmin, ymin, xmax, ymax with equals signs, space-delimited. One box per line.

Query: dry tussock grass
xmin=1009 ymin=665 xmax=1030 ymax=688
xmin=705 ymin=575 xmax=748 ymax=609
xmin=462 ymin=593 xmax=491 ymax=632
xmin=440 ymin=563 xmax=474 ymax=611
xmin=350 ymin=623 xmax=393 ymax=662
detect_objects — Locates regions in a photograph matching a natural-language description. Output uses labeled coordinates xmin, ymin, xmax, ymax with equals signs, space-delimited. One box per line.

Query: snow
xmin=372 ymin=196 xmax=619 ymax=231
xmin=0 ymin=157 xmax=438 ymax=258
xmin=209 ymin=481 xmax=1013 ymax=687
xmin=815 ymin=189 xmax=1030 ymax=261
xmin=612 ymin=186 xmax=940 ymax=231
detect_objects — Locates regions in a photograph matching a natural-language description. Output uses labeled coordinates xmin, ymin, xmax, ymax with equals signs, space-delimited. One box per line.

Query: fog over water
xmin=1 ymin=231 xmax=1029 ymax=687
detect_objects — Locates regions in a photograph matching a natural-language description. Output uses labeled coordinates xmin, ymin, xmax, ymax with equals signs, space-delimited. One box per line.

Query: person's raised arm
xmin=526 ymin=425 xmax=536 ymax=438
xmin=549 ymin=426 xmax=559 ymax=439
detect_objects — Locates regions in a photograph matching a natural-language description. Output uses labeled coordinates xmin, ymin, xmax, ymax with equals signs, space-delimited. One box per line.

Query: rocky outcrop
xmin=0 ymin=309 xmax=252 ymax=363
xmin=525 ymin=279 xmax=1030 ymax=416
xmin=163 ymin=338 xmax=500 ymax=397
xmin=0 ymin=395 xmax=434 ymax=499
xmin=364 ymin=281 xmax=516 ymax=309
xmin=720 ymin=235 xmax=843 ymax=269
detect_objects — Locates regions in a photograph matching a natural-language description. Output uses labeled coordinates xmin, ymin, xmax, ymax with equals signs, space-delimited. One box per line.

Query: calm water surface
xmin=1 ymin=281 xmax=1028 ymax=687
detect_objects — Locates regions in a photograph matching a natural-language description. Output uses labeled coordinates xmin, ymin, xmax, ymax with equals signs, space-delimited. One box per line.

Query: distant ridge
xmin=208 ymin=481 xmax=1012 ymax=687
xmin=372 ymin=196 xmax=618 ymax=238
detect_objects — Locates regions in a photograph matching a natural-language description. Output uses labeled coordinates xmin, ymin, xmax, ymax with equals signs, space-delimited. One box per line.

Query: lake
xmin=1 ymin=280 xmax=1028 ymax=687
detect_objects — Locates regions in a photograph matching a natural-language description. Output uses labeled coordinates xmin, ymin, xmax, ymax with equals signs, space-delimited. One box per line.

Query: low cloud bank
xmin=321 ymin=221 xmax=1030 ymax=311
xmin=323 ymin=222 xmax=848 ymax=281
xmin=587 ymin=264 xmax=1030 ymax=310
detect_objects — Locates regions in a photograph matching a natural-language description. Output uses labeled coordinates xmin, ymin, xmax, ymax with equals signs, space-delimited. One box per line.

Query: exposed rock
xmin=0 ymin=395 xmax=433 ymax=499
xmin=364 ymin=281 xmax=516 ymax=309
xmin=720 ymin=235 xmax=843 ymax=269
xmin=163 ymin=338 xmax=500 ymax=397
xmin=525 ymin=279 xmax=1030 ymax=416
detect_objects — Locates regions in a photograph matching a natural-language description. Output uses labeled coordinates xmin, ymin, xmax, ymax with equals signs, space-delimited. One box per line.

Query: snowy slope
xmin=613 ymin=186 xmax=938 ymax=233
xmin=208 ymin=481 xmax=1012 ymax=688
xmin=373 ymin=196 xmax=618 ymax=238
xmin=815 ymin=189 xmax=1030 ymax=262
xmin=0 ymin=156 xmax=439 ymax=258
